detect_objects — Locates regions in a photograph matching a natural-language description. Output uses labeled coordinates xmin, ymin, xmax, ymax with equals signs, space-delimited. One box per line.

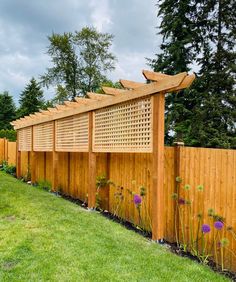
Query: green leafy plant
xmin=37 ymin=180 xmax=52 ymax=192
xmin=0 ymin=161 xmax=16 ymax=175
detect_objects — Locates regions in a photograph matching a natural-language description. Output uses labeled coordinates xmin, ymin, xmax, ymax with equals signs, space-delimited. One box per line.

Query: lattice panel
xmin=18 ymin=127 xmax=32 ymax=151
xmin=93 ymin=97 xmax=153 ymax=152
xmin=55 ymin=113 xmax=89 ymax=152
xmin=33 ymin=122 xmax=53 ymax=151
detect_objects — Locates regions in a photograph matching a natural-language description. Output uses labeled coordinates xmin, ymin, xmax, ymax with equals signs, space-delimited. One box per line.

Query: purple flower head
xmin=178 ymin=198 xmax=185 ymax=205
xmin=202 ymin=224 xmax=211 ymax=234
xmin=133 ymin=194 xmax=142 ymax=205
xmin=214 ymin=221 xmax=224 ymax=230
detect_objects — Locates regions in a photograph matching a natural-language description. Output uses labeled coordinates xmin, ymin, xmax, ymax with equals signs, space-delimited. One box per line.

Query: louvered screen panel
xmin=56 ymin=113 xmax=89 ymax=152
xmin=18 ymin=127 xmax=32 ymax=151
xmin=33 ymin=122 xmax=53 ymax=151
xmin=93 ymin=97 xmax=153 ymax=153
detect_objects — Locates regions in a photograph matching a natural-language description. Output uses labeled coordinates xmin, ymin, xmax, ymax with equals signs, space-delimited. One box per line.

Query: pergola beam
xmin=15 ymin=72 xmax=187 ymax=129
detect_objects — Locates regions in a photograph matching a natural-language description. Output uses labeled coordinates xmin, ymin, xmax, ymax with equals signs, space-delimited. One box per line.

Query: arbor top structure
xmin=11 ymin=70 xmax=195 ymax=130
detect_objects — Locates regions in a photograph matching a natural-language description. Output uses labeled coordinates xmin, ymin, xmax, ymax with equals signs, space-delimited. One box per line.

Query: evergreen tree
xmin=18 ymin=78 xmax=45 ymax=118
xmin=147 ymin=0 xmax=200 ymax=144
xmin=192 ymin=0 xmax=236 ymax=148
xmin=0 ymin=91 xmax=16 ymax=129
xmin=149 ymin=0 xmax=236 ymax=148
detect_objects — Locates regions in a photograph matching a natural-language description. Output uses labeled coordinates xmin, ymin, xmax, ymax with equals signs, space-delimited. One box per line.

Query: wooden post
xmin=52 ymin=120 xmax=58 ymax=191
xmin=31 ymin=126 xmax=36 ymax=184
xmin=88 ymin=112 xmax=96 ymax=209
xmin=106 ymin=153 xmax=111 ymax=211
xmin=4 ymin=137 xmax=7 ymax=161
xmin=173 ymin=141 xmax=184 ymax=243
xmin=152 ymin=93 xmax=165 ymax=242
xmin=16 ymin=131 xmax=21 ymax=178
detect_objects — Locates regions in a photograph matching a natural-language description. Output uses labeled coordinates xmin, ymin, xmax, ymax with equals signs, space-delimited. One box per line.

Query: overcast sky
xmin=0 ymin=0 xmax=161 ymax=104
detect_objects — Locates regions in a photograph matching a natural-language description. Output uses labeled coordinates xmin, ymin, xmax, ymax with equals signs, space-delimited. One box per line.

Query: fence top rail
xmin=11 ymin=70 xmax=195 ymax=130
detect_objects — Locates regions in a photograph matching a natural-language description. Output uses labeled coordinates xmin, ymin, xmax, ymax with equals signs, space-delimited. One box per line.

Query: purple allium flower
xmin=178 ymin=198 xmax=185 ymax=205
xmin=133 ymin=194 xmax=142 ymax=205
xmin=202 ymin=224 xmax=211 ymax=234
xmin=214 ymin=221 xmax=224 ymax=230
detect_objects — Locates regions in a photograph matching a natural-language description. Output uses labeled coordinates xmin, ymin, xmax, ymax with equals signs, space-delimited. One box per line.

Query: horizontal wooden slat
xmin=33 ymin=122 xmax=53 ymax=151
xmin=18 ymin=127 xmax=32 ymax=151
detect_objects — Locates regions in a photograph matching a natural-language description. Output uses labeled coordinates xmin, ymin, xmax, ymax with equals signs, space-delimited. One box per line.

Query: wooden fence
xmin=0 ymin=138 xmax=16 ymax=166
xmin=14 ymin=145 xmax=236 ymax=271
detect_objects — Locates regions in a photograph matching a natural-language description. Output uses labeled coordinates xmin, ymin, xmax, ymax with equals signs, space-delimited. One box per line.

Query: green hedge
xmin=0 ymin=129 xmax=17 ymax=141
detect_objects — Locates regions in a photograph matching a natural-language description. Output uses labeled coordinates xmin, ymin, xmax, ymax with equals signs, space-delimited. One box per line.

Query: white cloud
xmin=89 ymin=0 xmax=112 ymax=32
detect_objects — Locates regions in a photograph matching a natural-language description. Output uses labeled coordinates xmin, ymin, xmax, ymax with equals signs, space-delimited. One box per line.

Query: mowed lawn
xmin=0 ymin=172 xmax=228 ymax=282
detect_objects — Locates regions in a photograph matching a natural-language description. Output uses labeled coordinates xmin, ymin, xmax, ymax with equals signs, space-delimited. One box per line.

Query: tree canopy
xmin=41 ymin=27 xmax=116 ymax=101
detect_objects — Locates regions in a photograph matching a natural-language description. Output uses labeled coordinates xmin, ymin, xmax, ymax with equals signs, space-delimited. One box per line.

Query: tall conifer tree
xmin=149 ymin=0 xmax=235 ymax=148
xmin=0 ymin=91 xmax=16 ymax=129
xmin=18 ymin=78 xmax=45 ymax=118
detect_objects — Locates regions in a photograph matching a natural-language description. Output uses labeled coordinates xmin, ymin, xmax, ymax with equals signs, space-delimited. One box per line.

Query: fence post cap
xmin=173 ymin=141 xmax=185 ymax=147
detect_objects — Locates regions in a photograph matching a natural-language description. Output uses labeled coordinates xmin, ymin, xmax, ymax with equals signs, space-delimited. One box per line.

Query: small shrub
xmin=37 ymin=180 xmax=52 ymax=191
xmin=0 ymin=161 xmax=16 ymax=176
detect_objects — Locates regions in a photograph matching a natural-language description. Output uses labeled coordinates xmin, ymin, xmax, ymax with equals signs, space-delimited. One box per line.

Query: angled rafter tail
xmin=142 ymin=70 xmax=170 ymax=81
xmin=119 ymin=79 xmax=145 ymax=89
xmin=167 ymin=73 xmax=196 ymax=93
xmin=102 ymin=87 xmax=126 ymax=95
xmin=87 ymin=92 xmax=111 ymax=101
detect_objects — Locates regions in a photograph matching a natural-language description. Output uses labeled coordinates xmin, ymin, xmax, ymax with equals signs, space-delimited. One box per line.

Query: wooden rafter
xmin=142 ymin=70 xmax=170 ymax=81
xmin=119 ymin=79 xmax=145 ymax=89
xmin=74 ymin=97 xmax=94 ymax=104
xmin=102 ymin=87 xmax=126 ymax=95
xmin=39 ymin=109 xmax=54 ymax=115
xmin=87 ymin=92 xmax=110 ymax=100
xmin=64 ymin=101 xmax=81 ymax=108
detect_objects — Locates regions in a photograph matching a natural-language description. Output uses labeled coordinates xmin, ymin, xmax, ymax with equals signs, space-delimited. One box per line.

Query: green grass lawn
xmin=0 ymin=172 xmax=229 ymax=282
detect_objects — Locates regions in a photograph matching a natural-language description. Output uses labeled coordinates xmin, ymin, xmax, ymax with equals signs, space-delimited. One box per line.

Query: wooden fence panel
xmin=45 ymin=152 xmax=53 ymax=185
xmin=57 ymin=152 xmax=69 ymax=194
xmin=0 ymin=139 xmax=5 ymax=163
xmin=69 ymin=152 xmax=88 ymax=202
xmin=108 ymin=153 xmax=152 ymax=231
xmin=7 ymin=142 xmax=16 ymax=165
xmin=177 ymin=147 xmax=236 ymax=271
xmin=0 ymin=138 xmax=17 ymax=165
xmin=20 ymin=151 xmax=29 ymax=178
xmin=35 ymin=152 xmax=45 ymax=183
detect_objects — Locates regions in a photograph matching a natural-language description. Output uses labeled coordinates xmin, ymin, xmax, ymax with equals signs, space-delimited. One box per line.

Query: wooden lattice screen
xmin=18 ymin=127 xmax=32 ymax=151
xmin=33 ymin=122 xmax=53 ymax=151
xmin=93 ymin=97 xmax=153 ymax=153
xmin=55 ymin=113 xmax=89 ymax=152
